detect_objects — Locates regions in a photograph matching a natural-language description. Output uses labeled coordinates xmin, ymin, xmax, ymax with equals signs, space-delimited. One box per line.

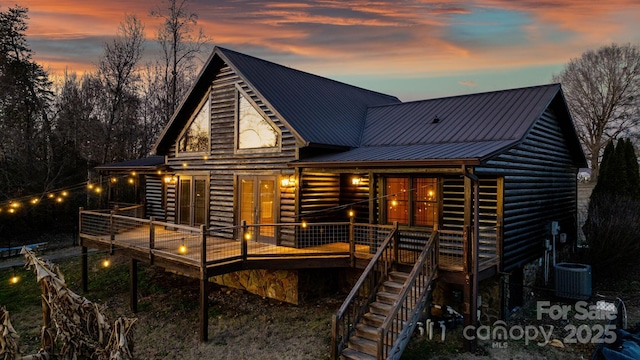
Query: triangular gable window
xmin=237 ymin=92 xmax=279 ymax=150
xmin=178 ymin=96 xmax=210 ymax=153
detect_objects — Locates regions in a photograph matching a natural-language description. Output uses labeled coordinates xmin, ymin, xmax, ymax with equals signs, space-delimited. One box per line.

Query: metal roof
xmin=293 ymin=141 xmax=515 ymax=167
xmin=296 ymin=84 xmax=583 ymax=166
xmin=218 ymin=48 xmax=401 ymax=147
xmin=94 ymin=155 xmax=165 ymax=171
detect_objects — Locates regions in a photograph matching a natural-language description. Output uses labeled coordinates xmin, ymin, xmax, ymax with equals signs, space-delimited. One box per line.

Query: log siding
xmin=478 ymin=107 xmax=578 ymax=271
xmin=164 ymin=64 xmax=298 ymax=239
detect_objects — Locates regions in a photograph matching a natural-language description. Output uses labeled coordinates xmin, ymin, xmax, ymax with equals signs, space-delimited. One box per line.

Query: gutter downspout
xmin=462 ymin=165 xmax=479 ymax=353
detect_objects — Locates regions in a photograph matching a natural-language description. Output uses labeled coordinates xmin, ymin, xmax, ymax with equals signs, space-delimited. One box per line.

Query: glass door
xmin=239 ymin=176 xmax=277 ymax=244
xmin=178 ymin=175 xmax=208 ymax=226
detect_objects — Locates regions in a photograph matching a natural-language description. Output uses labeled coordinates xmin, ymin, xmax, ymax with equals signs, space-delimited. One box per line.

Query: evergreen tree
xmin=624 ymin=138 xmax=640 ymax=199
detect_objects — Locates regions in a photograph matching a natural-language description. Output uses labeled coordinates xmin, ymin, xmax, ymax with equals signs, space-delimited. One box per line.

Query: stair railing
xmin=378 ymin=229 xmax=439 ymax=360
xmin=331 ymin=224 xmax=399 ymax=359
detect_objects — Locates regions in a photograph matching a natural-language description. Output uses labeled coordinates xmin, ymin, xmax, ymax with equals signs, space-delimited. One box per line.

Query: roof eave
xmin=290 ymin=158 xmax=482 ymax=168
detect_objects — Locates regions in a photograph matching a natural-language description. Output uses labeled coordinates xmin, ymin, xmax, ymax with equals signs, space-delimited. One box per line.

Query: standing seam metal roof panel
xmin=218 ymin=48 xmax=401 ymax=147
xmin=361 ymin=84 xmax=561 ymax=147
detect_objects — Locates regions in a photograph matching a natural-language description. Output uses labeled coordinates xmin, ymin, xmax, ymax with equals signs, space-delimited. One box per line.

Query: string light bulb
xmin=102 ymin=258 xmax=111 ymax=268
xmin=31 ymin=198 xmax=39 ymax=204
xmin=301 ymin=220 xmax=307 ymax=228
xmin=10 ymin=275 xmax=19 ymax=284
xmin=178 ymin=244 xmax=187 ymax=254
xmin=348 ymin=210 xmax=355 ymax=218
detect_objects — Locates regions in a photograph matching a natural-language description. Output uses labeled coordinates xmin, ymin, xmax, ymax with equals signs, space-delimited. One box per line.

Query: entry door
xmin=239 ymin=176 xmax=276 ymax=244
xmin=178 ymin=175 xmax=208 ymax=226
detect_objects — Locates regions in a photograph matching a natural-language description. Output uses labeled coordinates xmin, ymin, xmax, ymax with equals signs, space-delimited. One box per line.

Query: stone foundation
xmin=211 ymin=269 xmax=299 ymax=304
xmin=210 ymin=267 xmax=350 ymax=305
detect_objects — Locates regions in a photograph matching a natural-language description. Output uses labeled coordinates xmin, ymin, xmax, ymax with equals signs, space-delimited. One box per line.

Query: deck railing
xmin=438 ymin=226 xmax=500 ymax=272
xmin=378 ymin=230 xmax=439 ymax=359
xmin=79 ymin=209 xmax=500 ymax=272
xmin=78 ymin=210 xmax=399 ymax=267
xmin=331 ymin=224 xmax=399 ymax=359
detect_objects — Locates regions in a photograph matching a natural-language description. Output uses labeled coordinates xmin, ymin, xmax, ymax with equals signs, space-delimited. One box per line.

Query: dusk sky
xmin=7 ymin=0 xmax=640 ymax=101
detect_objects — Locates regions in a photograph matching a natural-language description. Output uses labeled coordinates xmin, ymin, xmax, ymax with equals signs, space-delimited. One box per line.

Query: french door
xmin=178 ymin=175 xmax=208 ymax=226
xmin=238 ymin=175 xmax=277 ymax=244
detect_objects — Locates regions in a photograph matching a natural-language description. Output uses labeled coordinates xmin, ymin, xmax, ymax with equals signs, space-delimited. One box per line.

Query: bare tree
xmin=553 ymin=43 xmax=640 ymax=181
xmin=151 ymin=0 xmax=209 ymax=124
xmin=97 ymin=14 xmax=145 ymax=163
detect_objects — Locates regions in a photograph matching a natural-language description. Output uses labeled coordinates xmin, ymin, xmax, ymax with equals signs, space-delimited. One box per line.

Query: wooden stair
xmin=341 ymin=271 xmax=414 ymax=360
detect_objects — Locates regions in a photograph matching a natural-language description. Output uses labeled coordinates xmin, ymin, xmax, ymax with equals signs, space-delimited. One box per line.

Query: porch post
xmin=462 ymin=166 xmax=479 ymax=353
xmin=130 ymin=259 xmax=138 ymax=313
xmin=109 ymin=210 xmax=115 ymax=254
xmin=149 ymin=217 xmax=155 ymax=265
xmin=241 ymin=220 xmax=248 ymax=261
xmin=199 ymin=224 xmax=209 ymax=342
xmin=349 ymin=217 xmax=355 ymax=267
xmin=393 ymin=221 xmax=399 ymax=263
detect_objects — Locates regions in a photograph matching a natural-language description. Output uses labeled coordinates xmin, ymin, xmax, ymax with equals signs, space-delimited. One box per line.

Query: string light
xmin=102 ymin=258 xmax=111 ymax=268
xmin=178 ymin=244 xmax=187 ymax=254
xmin=10 ymin=275 xmax=19 ymax=284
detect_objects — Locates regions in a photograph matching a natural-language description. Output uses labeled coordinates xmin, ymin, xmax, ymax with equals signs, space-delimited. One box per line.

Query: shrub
xmin=582 ymin=194 xmax=640 ymax=276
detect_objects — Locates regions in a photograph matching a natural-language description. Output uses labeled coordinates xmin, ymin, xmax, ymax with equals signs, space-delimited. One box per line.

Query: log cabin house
xmin=81 ymin=47 xmax=587 ymax=359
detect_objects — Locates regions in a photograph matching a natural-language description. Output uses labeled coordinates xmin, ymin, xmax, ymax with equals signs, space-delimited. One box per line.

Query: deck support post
xmin=81 ymin=245 xmax=88 ymax=293
xmin=199 ymin=275 xmax=209 ymax=342
xmin=130 ymin=258 xmax=138 ymax=313
xmin=199 ymin=224 xmax=209 ymax=342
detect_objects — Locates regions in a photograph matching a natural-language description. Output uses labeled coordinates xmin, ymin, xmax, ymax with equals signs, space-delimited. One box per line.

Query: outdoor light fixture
xmin=351 ymin=177 xmax=365 ymax=185
xmin=10 ymin=267 xmax=19 ymax=284
xmin=164 ymin=176 xmax=177 ymax=184
xmin=280 ymin=175 xmax=296 ymax=187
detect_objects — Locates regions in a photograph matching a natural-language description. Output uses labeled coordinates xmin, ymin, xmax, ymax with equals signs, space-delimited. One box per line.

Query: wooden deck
xmin=80 ymin=224 xmax=373 ymax=279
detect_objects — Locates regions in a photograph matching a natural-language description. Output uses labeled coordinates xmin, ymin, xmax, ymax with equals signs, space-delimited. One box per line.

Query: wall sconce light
xmin=351 ymin=176 xmax=365 ymax=186
xmin=280 ymin=175 xmax=296 ymax=187
xmin=164 ymin=175 xmax=177 ymax=184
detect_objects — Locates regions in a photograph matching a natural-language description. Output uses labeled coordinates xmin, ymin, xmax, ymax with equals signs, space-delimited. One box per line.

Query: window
xmin=237 ymin=92 xmax=279 ymax=150
xmin=178 ymin=96 xmax=210 ymax=153
xmin=385 ymin=176 xmax=437 ymax=227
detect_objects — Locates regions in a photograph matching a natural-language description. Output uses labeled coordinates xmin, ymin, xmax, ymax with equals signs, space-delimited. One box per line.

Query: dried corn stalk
xmin=0 ymin=307 xmax=20 ymax=360
xmin=19 ymin=247 xmax=136 ymax=360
